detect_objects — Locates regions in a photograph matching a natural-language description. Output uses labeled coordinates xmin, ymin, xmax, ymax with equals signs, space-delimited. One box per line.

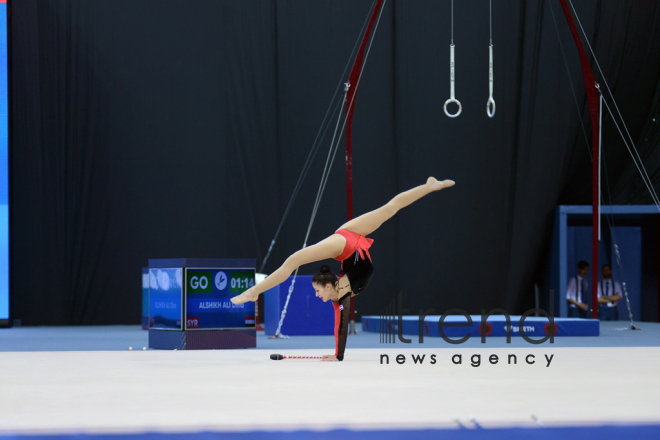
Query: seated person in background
xmin=597 ymin=264 xmax=622 ymax=321
xmin=567 ymin=260 xmax=590 ymax=318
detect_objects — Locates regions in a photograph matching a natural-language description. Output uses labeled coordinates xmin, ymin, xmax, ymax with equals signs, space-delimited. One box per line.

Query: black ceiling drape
xmin=9 ymin=0 xmax=660 ymax=325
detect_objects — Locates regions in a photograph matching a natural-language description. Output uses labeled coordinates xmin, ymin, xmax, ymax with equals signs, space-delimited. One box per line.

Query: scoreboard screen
xmin=149 ymin=268 xmax=183 ymax=330
xmin=148 ymin=267 xmax=256 ymax=331
xmin=185 ymin=268 xmax=255 ymax=330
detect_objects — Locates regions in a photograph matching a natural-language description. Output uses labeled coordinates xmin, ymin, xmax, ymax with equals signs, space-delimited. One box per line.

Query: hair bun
xmin=319 ymin=265 xmax=331 ymax=273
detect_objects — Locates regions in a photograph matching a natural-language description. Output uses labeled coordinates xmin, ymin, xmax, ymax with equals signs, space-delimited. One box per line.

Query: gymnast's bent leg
xmin=336 ymin=177 xmax=455 ymax=237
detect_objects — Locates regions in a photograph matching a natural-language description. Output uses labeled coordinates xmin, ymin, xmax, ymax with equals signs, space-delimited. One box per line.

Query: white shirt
xmin=597 ymin=278 xmax=622 ymax=307
xmin=566 ymin=275 xmax=587 ymax=307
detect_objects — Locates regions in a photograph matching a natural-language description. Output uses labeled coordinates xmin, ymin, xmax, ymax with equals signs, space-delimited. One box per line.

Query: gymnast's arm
xmin=231 ymin=234 xmax=346 ymax=304
xmin=325 ymin=292 xmax=351 ymax=362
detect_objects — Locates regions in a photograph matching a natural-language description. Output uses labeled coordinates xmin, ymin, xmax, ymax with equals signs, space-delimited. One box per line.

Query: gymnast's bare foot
xmin=230 ymin=287 xmax=259 ymax=305
xmin=427 ymin=177 xmax=455 ymax=191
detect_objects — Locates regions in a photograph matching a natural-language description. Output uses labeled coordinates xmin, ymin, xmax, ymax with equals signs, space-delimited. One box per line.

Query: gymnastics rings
xmin=444 ymin=43 xmax=462 ymax=118
xmin=487 ymin=44 xmax=496 ymax=117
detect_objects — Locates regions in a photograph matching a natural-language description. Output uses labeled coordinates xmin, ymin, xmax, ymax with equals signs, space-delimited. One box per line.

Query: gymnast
xmin=231 ymin=177 xmax=455 ymax=361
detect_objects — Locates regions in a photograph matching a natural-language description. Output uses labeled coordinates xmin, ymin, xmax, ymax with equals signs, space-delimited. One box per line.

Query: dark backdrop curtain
xmin=9 ymin=0 xmax=660 ymax=325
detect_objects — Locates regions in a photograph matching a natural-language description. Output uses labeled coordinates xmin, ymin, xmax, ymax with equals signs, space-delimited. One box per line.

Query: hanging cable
xmin=487 ymin=0 xmax=495 ymax=117
xmin=600 ymin=90 xmax=647 ymax=330
xmin=273 ymin=88 xmax=348 ymax=338
xmin=548 ymin=0 xmax=640 ymax=329
xmin=259 ymin=96 xmax=344 ymax=272
xmin=600 ymin=153 xmax=638 ymax=329
xmin=444 ymin=0 xmax=462 ymax=117
xmin=599 ymin=140 xmax=638 ymax=329
xmin=273 ymin=1 xmax=388 ymax=338
xmin=599 ymin=92 xmax=660 ymax=209
xmin=567 ymin=0 xmax=660 ymax=210
xmin=599 ymin=107 xmax=637 ymax=329
xmin=595 ymin=88 xmax=639 ymax=329
xmin=259 ymin=0 xmax=379 ymax=273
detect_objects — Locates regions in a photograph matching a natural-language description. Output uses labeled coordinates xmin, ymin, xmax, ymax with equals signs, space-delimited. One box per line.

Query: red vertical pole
xmin=346 ymin=0 xmax=384 ymax=221
xmin=559 ymin=0 xmax=600 ymax=318
xmin=345 ymin=0 xmax=385 ymax=329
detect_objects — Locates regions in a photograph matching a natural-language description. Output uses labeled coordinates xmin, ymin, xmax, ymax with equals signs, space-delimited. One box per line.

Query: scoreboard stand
xmin=147 ymin=258 xmax=257 ymax=350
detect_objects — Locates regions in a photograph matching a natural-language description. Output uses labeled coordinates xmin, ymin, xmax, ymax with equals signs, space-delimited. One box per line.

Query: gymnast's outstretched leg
xmin=335 ymin=177 xmax=454 ymax=237
xmin=230 ymin=234 xmax=346 ymax=304
xmin=230 ymin=177 xmax=454 ymax=304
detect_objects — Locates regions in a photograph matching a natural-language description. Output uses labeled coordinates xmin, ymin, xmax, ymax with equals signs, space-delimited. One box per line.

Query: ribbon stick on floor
xmin=270 ymin=354 xmax=323 ymax=360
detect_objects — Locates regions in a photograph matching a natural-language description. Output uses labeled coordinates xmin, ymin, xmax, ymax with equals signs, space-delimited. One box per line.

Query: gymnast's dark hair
xmin=312 ymin=265 xmax=337 ymax=286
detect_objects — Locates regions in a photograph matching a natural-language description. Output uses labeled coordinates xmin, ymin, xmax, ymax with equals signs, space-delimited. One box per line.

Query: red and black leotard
xmin=331 ymin=229 xmax=375 ymax=361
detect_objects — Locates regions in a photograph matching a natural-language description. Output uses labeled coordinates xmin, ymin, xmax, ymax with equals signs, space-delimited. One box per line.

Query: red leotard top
xmin=334 ymin=229 xmax=374 ymax=263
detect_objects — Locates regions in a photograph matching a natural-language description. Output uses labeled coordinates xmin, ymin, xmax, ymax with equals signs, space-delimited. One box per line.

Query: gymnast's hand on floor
xmin=230 ymin=287 xmax=259 ymax=305
xmin=322 ymin=354 xmax=338 ymax=362
xmin=427 ymin=177 xmax=455 ymax=191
